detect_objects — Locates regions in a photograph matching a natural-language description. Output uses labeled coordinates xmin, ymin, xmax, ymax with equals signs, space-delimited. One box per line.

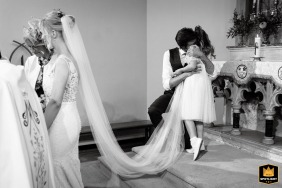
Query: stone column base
xmin=231 ymin=128 xmax=241 ymax=136
xmin=262 ymin=136 xmax=274 ymax=145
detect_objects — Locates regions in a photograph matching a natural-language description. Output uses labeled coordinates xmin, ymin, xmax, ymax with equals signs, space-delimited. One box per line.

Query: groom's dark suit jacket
xmin=165 ymin=47 xmax=186 ymax=93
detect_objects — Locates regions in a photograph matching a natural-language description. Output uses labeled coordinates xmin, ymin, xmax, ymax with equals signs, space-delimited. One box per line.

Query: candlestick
xmin=256 ymin=0 xmax=260 ymax=15
xmin=255 ymin=34 xmax=261 ymax=57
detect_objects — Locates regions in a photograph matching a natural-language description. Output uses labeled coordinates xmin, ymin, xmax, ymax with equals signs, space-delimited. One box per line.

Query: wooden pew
xmin=79 ymin=120 xmax=153 ymax=146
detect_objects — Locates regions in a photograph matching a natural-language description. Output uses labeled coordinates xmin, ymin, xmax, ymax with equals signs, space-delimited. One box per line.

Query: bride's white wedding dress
xmin=43 ymin=54 xmax=84 ymax=188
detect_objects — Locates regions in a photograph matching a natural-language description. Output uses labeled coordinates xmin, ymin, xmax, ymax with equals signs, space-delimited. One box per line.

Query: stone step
xmin=79 ymin=132 xmax=145 ymax=146
xmin=97 ymin=153 xmax=192 ymax=188
xmin=79 ymin=120 xmax=153 ymax=146
xmin=84 ymin=128 xmax=282 ymax=188
xmin=81 ymin=161 xmax=116 ymax=188
xmin=131 ymin=139 xmax=282 ymax=188
xmin=97 ymin=155 xmax=131 ymax=188
xmin=204 ymin=125 xmax=282 ymax=163
xmin=131 ymin=146 xmax=194 ymax=188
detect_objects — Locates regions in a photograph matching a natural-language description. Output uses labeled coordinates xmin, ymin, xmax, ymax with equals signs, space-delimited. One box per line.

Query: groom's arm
xmin=169 ymin=72 xmax=195 ymax=89
xmin=162 ymin=50 xmax=201 ymax=90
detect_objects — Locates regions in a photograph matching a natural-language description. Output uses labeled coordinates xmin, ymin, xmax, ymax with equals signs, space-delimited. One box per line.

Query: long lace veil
xmin=61 ymin=15 xmax=185 ymax=178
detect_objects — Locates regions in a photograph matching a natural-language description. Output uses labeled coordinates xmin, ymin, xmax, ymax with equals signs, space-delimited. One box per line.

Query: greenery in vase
xmin=227 ymin=10 xmax=254 ymax=45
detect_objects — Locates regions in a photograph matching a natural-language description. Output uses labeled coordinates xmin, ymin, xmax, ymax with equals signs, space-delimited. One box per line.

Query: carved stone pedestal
xmin=211 ymin=60 xmax=282 ymax=145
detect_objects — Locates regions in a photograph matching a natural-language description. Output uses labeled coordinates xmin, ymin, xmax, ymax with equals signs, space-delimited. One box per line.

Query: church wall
xmin=0 ymin=0 xmax=147 ymax=125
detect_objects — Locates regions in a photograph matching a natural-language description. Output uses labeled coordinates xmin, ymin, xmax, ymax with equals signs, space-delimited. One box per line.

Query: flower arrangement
xmin=227 ymin=5 xmax=282 ymax=46
xmin=253 ymin=7 xmax=282 ymax=44
xmin=227 ymin=10 xmax=254 ymax=46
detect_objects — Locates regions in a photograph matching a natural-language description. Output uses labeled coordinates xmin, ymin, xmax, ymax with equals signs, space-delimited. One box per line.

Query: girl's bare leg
xmin=184 ymin=120 xmax=202 ymax=160
xmin=195 ymin=121 xmax=205 ymax=151
xmin=184 ymin=120 xmax=197 ymax=138
xmin=195 ymin=121 xmax=203 ymax=139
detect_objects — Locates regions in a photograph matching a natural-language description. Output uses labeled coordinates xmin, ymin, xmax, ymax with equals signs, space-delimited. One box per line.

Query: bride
xmin=40 ymin=9 xmax=196 ymax=186
xmin=40 ymin=10 xmax=83 ymax=187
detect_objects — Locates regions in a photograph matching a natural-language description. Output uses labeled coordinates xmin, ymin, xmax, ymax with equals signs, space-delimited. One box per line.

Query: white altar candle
xmin=255 ymin=34 xmax=261 ymax=57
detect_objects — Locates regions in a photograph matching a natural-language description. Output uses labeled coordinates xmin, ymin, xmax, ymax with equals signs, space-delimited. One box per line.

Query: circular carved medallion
xmin=278 ymin=66 xmax=282 ymax=80
xmin=236 ymin=64 xmax=248 ymax=79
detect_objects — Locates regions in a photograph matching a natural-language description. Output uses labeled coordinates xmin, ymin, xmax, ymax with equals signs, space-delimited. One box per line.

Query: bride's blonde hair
xmin=39 ymin=9 xmax=66 ymax=43
xmin=40 ymin=9 xmax=75 ymax=38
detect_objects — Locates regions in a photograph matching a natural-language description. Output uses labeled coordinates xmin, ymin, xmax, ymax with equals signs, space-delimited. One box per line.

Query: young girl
xmin=173 ymin=26 xmax=216 ymax=160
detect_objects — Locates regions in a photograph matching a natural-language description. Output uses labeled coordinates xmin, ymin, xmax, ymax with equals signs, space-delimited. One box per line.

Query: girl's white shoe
xmin=185 ymin=141 xmax=206 ymax=154
xmin=191 ymin=138 xmax=203 ymax=161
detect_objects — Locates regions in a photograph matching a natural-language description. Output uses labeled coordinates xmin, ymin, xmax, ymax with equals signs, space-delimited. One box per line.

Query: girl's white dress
xmin=43 ymin=54 xmax=84 ymax=188
xmin=181 ymin=56 xmax=216 ymax=123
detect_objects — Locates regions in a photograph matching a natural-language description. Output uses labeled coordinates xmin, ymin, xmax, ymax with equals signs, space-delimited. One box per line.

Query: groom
xmin=148 ymin=27 xmax=214 ymax=151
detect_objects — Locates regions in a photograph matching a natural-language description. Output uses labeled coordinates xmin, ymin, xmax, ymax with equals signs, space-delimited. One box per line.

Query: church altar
xmin=211 ymin=60 xmax=282 ymax=145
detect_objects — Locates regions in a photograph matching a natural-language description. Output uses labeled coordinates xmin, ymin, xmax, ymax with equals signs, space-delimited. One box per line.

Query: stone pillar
xmin=255 ymin=80 xmax=282 ymax=145
xmin=225 ymin=81 xmax=248 ymax=135
xmin=231 ymin=105 xmax=242 ymax=135
xmin=262 ymin=110 xmax=275 ymax=145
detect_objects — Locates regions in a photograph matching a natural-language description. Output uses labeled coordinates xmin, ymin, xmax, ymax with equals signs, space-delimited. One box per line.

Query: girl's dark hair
xmin=194 ymin=25 xmax=215 ymax=58
xmin=175 ymin=28 xmax=197 ymax=49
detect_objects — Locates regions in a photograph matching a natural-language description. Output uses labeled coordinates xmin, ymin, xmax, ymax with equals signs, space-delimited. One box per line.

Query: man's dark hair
xmin=175 ymin=28 xmax=197 ymax=49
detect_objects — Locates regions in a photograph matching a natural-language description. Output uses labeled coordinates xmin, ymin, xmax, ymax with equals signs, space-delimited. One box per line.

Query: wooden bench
xmin=79 ymin=120 xmax=154 ymax=146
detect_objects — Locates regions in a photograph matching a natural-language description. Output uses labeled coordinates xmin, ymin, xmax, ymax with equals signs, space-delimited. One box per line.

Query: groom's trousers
xmin=148 ymin=90 xmax=192 ymax=149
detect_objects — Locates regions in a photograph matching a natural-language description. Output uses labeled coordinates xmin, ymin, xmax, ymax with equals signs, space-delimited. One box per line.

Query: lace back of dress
xmin=60 ymin=55 xmax=79 ymax=103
